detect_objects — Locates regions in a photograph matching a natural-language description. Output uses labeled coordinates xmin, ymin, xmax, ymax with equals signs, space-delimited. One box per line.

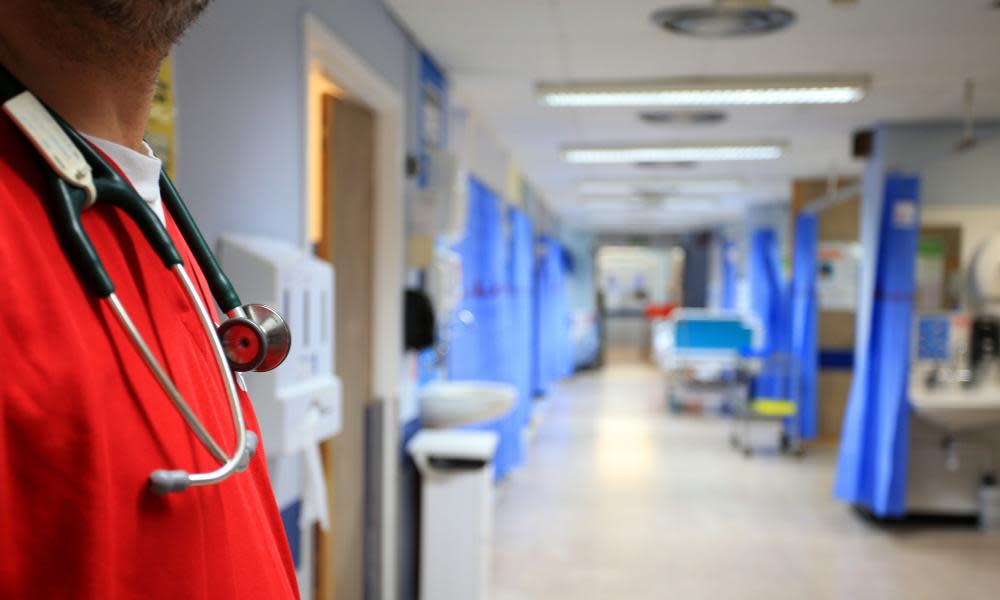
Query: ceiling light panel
xmin=577 ymin=194 xmax=717 ymax=207
xmin=563 ymin=143 xmax=785 ymax=164
xmin=538 ymin=77 xmax=869 ymax=107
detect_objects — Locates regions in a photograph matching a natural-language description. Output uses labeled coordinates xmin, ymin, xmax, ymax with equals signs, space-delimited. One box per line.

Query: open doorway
xmin=309 ymin=66 xmax=377 ymax=600
xmin=596 ymin=245 xmax=685 ymax=365
xmin=304 ymin=15 xmax=406 ymax=600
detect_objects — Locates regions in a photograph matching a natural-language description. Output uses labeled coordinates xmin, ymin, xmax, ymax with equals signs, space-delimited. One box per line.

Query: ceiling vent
xmin=639 ymin=110 xmax=727 ymax=125
xmin=651 ymin=0 xmax=796 ymax=38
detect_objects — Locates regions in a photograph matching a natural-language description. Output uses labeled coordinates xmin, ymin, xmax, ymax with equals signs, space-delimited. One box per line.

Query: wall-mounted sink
xmin=911 ymin=383 xmax=1000 ymax=433
xmin=419 ymin=381 xmax=516 ymax=429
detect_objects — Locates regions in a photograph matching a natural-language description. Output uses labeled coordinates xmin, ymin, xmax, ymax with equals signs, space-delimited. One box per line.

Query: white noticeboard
xmin=817 ymin=241 xmax=861 ymax=312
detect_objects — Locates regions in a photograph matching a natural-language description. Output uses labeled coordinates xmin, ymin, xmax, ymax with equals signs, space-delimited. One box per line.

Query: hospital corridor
xmin=493 ymin=364 xmax=1000 ymax=600
xmin=2 ymin=1 xmax=1000 ymax=599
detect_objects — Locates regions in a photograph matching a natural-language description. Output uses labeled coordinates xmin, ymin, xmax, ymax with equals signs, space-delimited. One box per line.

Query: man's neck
xmin=0 ymin=10 xmax=162 ymax=153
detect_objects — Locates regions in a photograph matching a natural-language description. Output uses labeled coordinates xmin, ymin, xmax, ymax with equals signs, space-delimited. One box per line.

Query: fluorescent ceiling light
xmin=578 ymin=178 xmax=743 ymax=195
xmin=563 ymin=143 xmax=784 ymax=164
xmin=538 ymin=77 xmax=869 ymax=107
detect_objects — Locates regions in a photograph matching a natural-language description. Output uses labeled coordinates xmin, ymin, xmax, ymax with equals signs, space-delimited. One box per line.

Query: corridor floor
xmin=491 ymin=364 xmax=1000 ymax=600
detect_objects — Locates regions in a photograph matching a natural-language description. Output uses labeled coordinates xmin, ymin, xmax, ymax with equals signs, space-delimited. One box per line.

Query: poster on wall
xmin=145 ymin=55 xmax=176 ymax=178
xmin=816 ymin=241 xmax=861 ymax=312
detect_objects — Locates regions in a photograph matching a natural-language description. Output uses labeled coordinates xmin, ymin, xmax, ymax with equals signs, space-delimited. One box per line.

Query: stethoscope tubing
xmin=96 ymin=201 xmax=252 ymax=493
xmin=0 ymin=65 xmax=258 ymax=494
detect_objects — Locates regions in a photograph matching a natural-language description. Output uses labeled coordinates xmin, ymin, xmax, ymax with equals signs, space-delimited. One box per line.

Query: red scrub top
xmin=0 ymin=115 xmax=299 ymax=599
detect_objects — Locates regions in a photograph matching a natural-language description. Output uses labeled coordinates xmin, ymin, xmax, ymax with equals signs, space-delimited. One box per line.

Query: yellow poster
xmin=145 ymin=55 xmax=176 ymax=178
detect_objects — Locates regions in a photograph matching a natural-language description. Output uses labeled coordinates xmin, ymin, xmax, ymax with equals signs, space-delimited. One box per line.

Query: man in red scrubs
xmin=0 ymin=1 xmax=299 ymax=598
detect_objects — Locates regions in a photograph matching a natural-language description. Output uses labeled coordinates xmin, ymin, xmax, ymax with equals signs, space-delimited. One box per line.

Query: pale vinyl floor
xmin=491 ymin=363 xmax=1000 ymax=600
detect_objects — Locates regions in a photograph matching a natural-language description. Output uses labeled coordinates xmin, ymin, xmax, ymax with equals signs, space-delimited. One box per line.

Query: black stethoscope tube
xmin=0 ymin=64 xmax=242 ymax=313
xmin=0 ymin=64 xmax=259 ymax=494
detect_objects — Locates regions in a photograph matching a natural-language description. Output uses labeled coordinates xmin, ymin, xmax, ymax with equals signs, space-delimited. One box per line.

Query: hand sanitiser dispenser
xmin=218 ymin=234 xmax=342 ymax=599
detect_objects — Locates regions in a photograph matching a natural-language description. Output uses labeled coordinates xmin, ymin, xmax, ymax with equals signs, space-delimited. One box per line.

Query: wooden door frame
xmin=303 ymin=14 xmax=404 ymax=600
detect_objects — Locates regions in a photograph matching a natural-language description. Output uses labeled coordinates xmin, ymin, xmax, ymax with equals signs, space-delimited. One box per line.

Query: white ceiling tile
xmin=386 ymin=0 xmax=1000 ymax=230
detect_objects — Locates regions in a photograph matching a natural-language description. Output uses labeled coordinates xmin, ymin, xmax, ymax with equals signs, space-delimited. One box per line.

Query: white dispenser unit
xmin=407 ymin=430 xmax=499 ymax=600
xmin=217 ymin=234 xmax=342 ymax=599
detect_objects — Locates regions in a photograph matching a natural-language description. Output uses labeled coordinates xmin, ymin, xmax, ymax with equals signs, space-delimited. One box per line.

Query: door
xmin=315 ymin=95 xmax=376 ymax=600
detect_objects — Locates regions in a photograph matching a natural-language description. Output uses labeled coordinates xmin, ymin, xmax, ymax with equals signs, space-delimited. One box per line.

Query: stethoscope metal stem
xmin=172 ymin=264 xmax=249 ymax=486
xmin=105 ymin=291 xmax=229 ymax=464
xmin=106 ymin=264 xmax=255 ymax=494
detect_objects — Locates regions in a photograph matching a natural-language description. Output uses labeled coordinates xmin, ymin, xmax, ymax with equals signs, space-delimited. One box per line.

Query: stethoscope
xmin=0 ymin=66 xmax=292 ymax=495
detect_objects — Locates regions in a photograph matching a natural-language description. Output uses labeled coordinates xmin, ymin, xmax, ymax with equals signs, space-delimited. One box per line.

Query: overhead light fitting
xmin=579 ymin=196 xmax=722 ymax=212
xmin=562 ymin=143 xmax=784 ymax=164
xmin=538 ymin=77 xmax=869 ymax=108
xmin=578 ymin=178 xmax=744 ymax=195
xmin=651 ymin=1 xmax=796 ymax=38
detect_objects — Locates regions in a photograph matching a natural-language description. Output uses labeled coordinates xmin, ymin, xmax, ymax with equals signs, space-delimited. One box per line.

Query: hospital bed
xmin=652 ymin=309 xmax=760 ymax=414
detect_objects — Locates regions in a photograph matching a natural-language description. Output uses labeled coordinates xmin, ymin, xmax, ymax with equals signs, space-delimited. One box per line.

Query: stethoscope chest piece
xmin=219 ymin=303 xmax=291 ymax=373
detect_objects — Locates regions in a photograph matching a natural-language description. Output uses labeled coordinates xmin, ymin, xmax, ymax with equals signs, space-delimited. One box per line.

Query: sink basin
xmin=418 ymin=381 xmax=517 ymax=428
xmin=910 ymin=380 xmax=1000 ymax=433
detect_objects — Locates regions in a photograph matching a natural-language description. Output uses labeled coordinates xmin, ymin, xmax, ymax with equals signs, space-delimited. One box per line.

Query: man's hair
xmin=49 ymin=0 xmax=212 ymax=54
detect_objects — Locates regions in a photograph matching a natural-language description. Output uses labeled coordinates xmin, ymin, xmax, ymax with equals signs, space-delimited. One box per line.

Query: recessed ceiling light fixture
xmin=562 ymin=143 xmax=784 ymax=164
xmin=578 ymin=178 xmax=744 ymax=195
xmin=538 ymin=76 xmax=869 ymax=108
xmin=651 ymin=1 xmax=796 ymax=38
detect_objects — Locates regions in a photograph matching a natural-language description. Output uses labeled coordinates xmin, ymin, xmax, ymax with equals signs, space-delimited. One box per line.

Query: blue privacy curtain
xmin=790 ymin=214 xmax=819 ymax=440
xmin=507 ymin=208 xmax=535 ymax=430
xmin=834 ymin=174 xmax=921 ymax=517
xmin=533 ymin=237 xmax=573 ymax=396
xmin=448 ymin=177 xmax=523 ymax=478
xmin=748 ymin=228 xmax=790 ymax=355
xmin=748 ymin=228 xmax=794 ymax=406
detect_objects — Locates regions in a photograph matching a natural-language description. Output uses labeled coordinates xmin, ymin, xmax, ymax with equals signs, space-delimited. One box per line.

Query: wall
xmin=448 ymin=103 xmax=512 ymax=202
xmin=919 ymin=133 xmax=1000 ymax=268
xmin=879 ymin=123 xmax=999 ymax=178
xmin=173 ymin=0 xmax=420 ymax=249
xmin=597 ymin=246 xmax=678 ymax=309
xmin=870 ymin=123 xmax=1000 ymax=301
xmin=922 ymin=134 xmax=1000 ymax=208
xmin=922 ymin=206 xmax=1000 ymax=267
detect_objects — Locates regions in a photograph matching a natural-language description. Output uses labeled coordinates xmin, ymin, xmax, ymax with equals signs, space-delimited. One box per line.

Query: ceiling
xmin=385 ymin=0 xmax=1000 ymax=232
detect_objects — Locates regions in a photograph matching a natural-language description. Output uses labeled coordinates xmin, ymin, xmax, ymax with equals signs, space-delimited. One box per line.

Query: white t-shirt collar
xmin=82 ymin=134 xmax=166 ymax=225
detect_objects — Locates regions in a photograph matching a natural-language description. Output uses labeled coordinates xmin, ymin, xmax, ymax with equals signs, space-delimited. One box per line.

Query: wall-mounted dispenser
xmin=218 ymin=234 xmax=342 ymax=599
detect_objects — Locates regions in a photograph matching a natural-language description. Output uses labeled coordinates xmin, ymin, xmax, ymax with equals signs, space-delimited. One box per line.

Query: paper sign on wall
xmin=817 ymin=241 xmax=861 ymax=312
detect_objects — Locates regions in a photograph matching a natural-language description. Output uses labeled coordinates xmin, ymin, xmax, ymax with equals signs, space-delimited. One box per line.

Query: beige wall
xmin=922 ymin=205 xmax=1000 ymax=268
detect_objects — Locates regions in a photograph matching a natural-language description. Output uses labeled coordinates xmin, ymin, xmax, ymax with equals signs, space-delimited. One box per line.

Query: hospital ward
xmin=2 ymin=0 xmax=1000 ymax=599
